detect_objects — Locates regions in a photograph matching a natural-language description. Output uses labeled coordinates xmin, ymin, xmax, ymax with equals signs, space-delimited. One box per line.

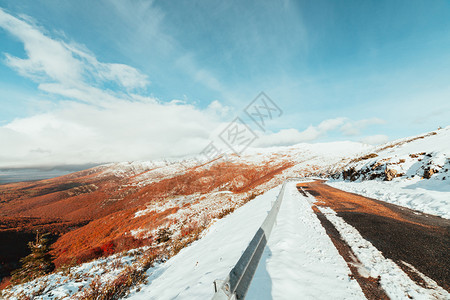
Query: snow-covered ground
xmin=128 ymin=181 xmax=365 ymax=299
xmin=130 ymin=180 xmax=450 ymax=299
xmin=127 ymin=178 xmax=449 ymax=300
xmin=329 ymin=127 xmax=450 ymax=219
xmin=128 ymin=185 xmax=280 ymax=299
xmin=1 ymin=250 xmax=142 ymax=299
xmin=327 ymin=178 xmax=450 ymax=219
xmin=247 ymin=182 xmax=364 ymax=299
xmin=4 ymin=177 xmax=449 ymax=299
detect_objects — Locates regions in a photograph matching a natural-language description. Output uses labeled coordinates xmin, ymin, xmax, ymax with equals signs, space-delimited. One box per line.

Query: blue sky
xmin=0 ymin=0 xmax=449 ymax=168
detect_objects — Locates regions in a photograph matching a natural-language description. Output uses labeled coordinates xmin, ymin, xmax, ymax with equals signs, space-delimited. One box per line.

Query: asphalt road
xmin=297 ymin=180 xmax=450 ymax=293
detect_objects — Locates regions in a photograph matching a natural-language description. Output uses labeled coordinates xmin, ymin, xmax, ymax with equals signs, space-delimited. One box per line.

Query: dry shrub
xmin=171 ymin=229 xmax=204 ymax=256
xmin=410 ymin=152 xmax=426 ymax=158
xmin=362 ymin=153 xmax=378 ymax=159
xmin=216 ymin=207 xmax=235 ymax=219
xmin=56 ymin=258 xmax=77 ymax=276
xmin=110 ymin=259 xmax=123 ymax=270
xmin=243 ymin=192 xmax=258 ymax=204
xmin=77 ymin=250 xmax=157 ymax=300
xmin=156 ymin=228 xmax=172 ymax=244
xmin=180 ymin=221 xmax=199 ymax=237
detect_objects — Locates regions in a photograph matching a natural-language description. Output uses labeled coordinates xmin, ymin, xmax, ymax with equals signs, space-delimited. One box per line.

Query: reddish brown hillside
xmin=51 ymin=160 xmax=294 ymax=266
xmin=0 ymin=141 xmax=369 ymax=285
xmin=0 ymin=159 xmax=293 ymax=276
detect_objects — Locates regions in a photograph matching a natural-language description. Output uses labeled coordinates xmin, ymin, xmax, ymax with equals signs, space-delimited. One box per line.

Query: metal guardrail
xmin=212 ymin=181 xmax=289 ymax=300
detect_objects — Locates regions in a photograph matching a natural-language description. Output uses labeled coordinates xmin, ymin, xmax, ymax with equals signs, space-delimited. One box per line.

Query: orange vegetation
xmin=0 ymin=160 xmax=293 ymax=269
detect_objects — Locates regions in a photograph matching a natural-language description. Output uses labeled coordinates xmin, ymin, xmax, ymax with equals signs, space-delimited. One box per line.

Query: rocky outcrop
xmin=423 ymin=168 xmax=438 ymax=179
xmin=342 ymin=167 xmax=358 ymax=181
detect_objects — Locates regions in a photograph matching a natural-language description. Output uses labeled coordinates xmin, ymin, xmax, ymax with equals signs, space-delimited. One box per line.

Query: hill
xmin=0 ymin=141 xmax=369 ymax=284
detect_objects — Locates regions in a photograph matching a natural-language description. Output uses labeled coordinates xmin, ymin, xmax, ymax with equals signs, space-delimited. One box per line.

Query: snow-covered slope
xmin=329 ymin=127 xmax=450 ymax=218
xmin=334 ymin=127 xmax=450 ymax=182
xmin=0 ymin=140 xmax=370 ymax=297
xmin=127 ymin=182 xmax=365 ymax=300
xmin=2 ymin=128 xmax=449 ymax=299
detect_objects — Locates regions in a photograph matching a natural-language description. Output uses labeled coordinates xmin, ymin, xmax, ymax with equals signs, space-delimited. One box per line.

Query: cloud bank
xmin=255 ymin=117 xmax=386 ymax=147
xmin=0 ymin=9 xmax=387 ymax=168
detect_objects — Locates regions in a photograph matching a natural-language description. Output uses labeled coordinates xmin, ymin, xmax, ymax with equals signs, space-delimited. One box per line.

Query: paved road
xmin=297 ymin=180 xmax=450 ymax=292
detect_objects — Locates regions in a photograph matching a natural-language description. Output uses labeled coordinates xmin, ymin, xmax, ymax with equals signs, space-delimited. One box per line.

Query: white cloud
xmin=317 ymin=117 xmax=347 ymax=131
xmin=65 ymin=42 xmax=149 ymax=90
xmin=0 ymin=8 xmax=389 ymax=168
xmin=340 ymin=117 xmax=385 ymax=136
xmin=0 ymin=9 xmax=223 ymax=168
xmin=360 ymin=134 xmax=389 ymax=145
xmin=255 ymin=117 xmax=385 ymax=147
xmin=254 ymin=127 xmax=318 ymax=147
xmin=0 ymin=8 xmax=149 ymax=103
xmin=0 ymin=100 xmax=222 ymax=168
xmin=255 ymin=117 xmax=346 ymax=147
xmin=206 ymin=100 xmax=232 ymax=117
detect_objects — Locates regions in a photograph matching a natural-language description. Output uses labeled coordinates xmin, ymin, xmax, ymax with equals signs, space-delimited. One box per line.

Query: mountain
xmin=0 ymin=141 xmax=370 ymax=284
xmin=333 ymin=127 xmax=450 ymax=182
xmin=328 ymin=126 xmax=450 ymax=218
xmin=1 ymin=128 xmax=449 ymax=299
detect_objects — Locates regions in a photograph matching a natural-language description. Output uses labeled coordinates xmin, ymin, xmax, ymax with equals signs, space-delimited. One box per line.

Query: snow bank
xmin=328 ymin=127 xmax=450 ymax=219
xmin=334 ymin=127 xmax=450 ymax=182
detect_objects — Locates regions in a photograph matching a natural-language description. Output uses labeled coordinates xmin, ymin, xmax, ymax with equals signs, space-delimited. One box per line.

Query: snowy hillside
xmin=333 ymin=127 xmax=450 ymax=182
xmin=5 ymin=181 xmax=447 ymax=299
xmin=329 ymin=127 xmax=450 ymax=218
xmin=2 ymin=131 xmax=449 ymax=299
xmin=0 ymin=140 xmax=370 ymax=298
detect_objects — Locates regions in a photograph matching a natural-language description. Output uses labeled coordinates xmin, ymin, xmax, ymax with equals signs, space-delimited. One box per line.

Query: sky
xmin=0 ymin=0 xmax=449 ymax=169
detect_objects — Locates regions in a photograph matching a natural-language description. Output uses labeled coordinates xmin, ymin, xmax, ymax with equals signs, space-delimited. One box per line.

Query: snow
xmin=128 ymin=181 xmax=365 ymax=299
xmin=247 ymin=182 xmax=364 ymax=299
xmin=327 ymin=179 xmax=450 ymax=219
xmin=373 ymin=127 xmax=450 ymax=158
xmin=318 ymin=206 xmax=449 ymax=300
xmin=1 ymin=251 xmax=141 ymax=299
xmin=241 ymin=141 xmax=373 ymax=174
xmin=337 ymin=127 xmax=450 ymax=181
xmin=329 ymin=127 xmax=450 ymax=219
xmin=3 ymin=129 xmax=449 ymax=299
xmin=399 ymin=261 xmax=448 ymax=294
xmin=128 ymin=185 xmax=279 ymax=299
